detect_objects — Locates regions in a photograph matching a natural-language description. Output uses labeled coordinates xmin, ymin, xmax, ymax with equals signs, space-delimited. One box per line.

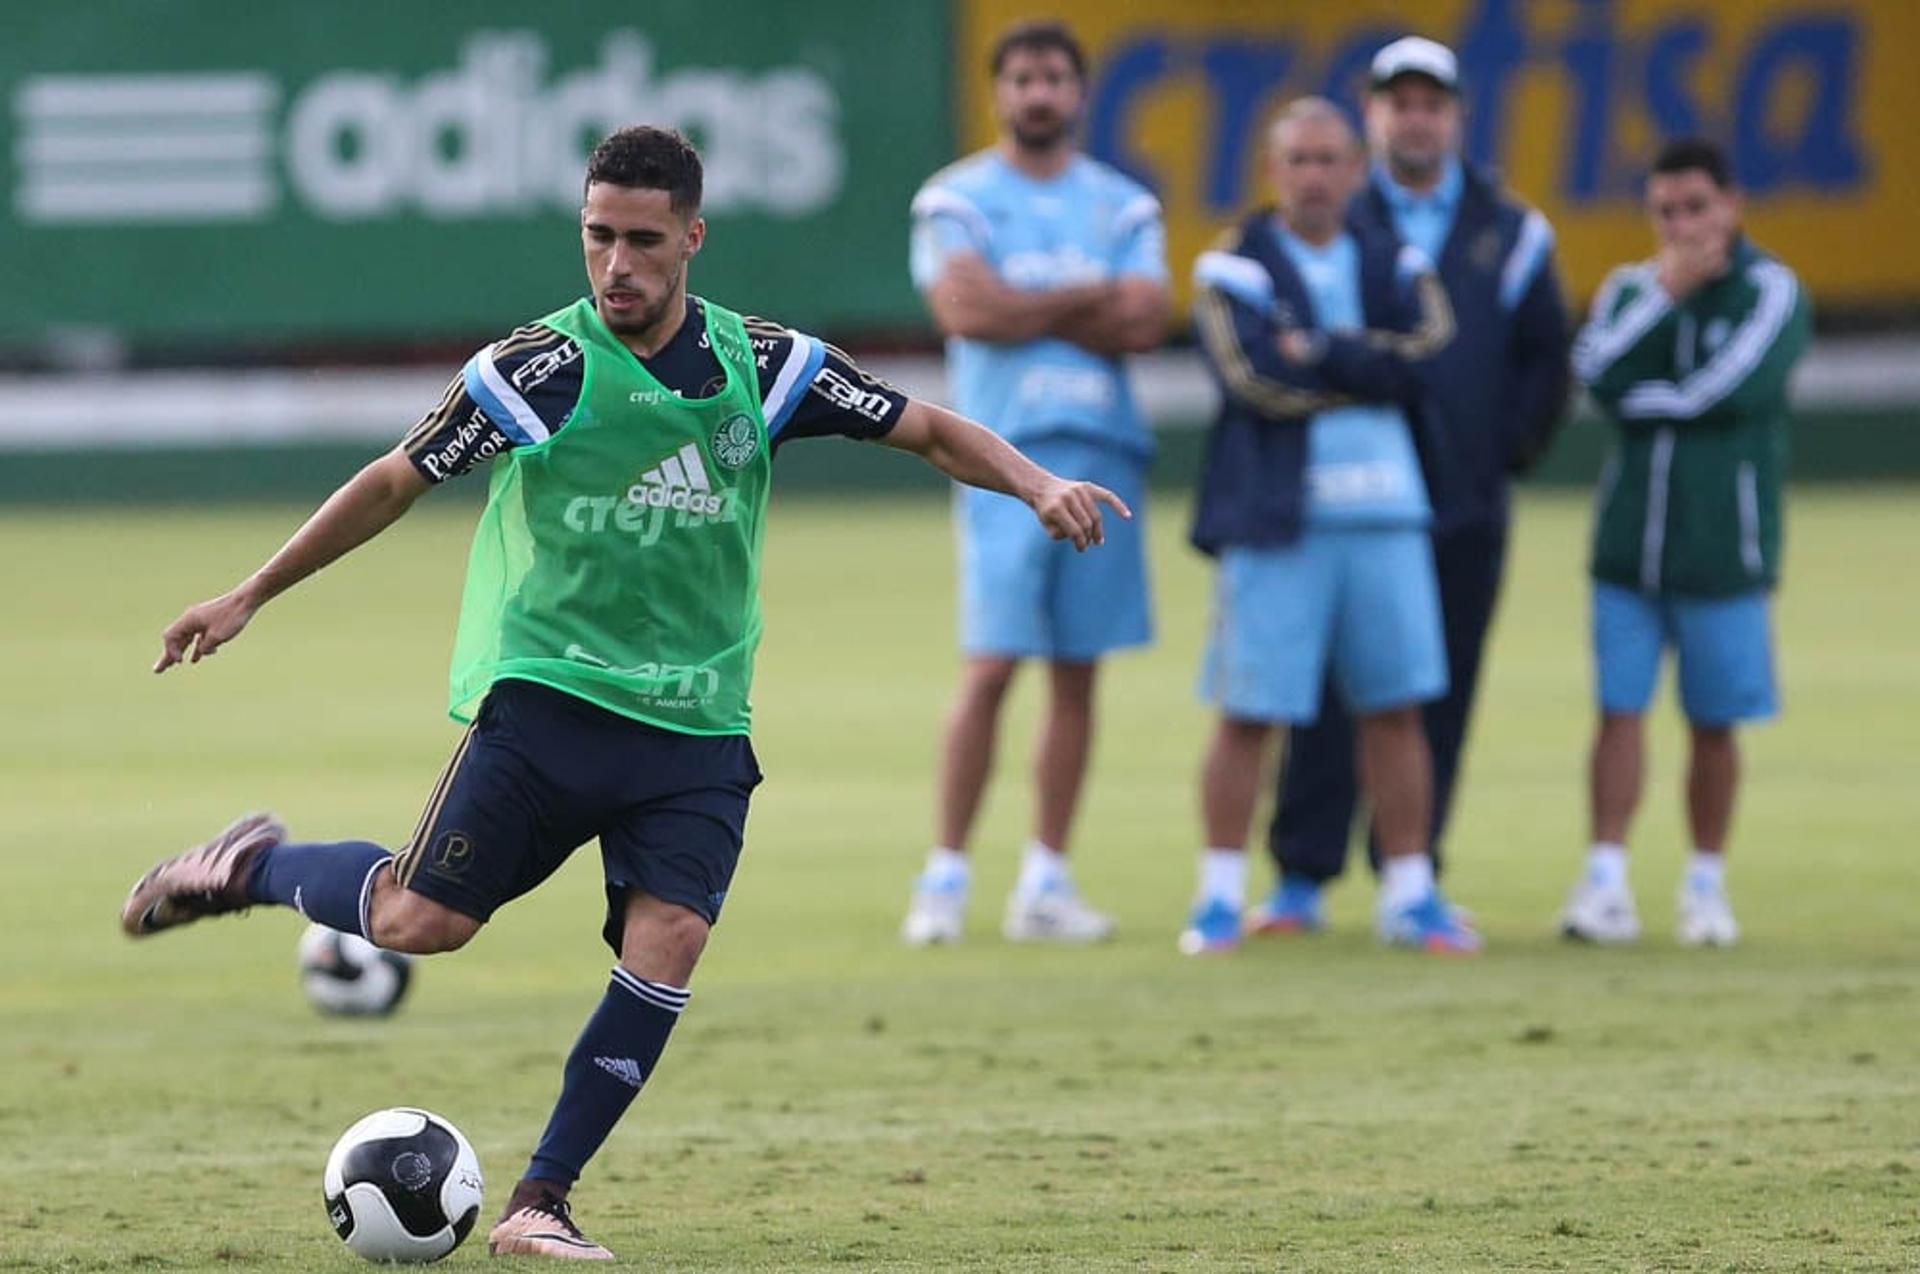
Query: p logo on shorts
xmin=430 ymin=831 xmax=473 ymax=877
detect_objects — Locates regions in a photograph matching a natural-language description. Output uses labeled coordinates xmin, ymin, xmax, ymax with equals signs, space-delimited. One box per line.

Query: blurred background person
xmin=1183 ymin=98 xmax=1479 ymax=956
xmin=1562 ymin=137 xmax=1809 ymax=947
xmin=900 ymin=19 xmax=1170 ymax=946
xmin=1252 ymin=36 xmax=1572 ymax=936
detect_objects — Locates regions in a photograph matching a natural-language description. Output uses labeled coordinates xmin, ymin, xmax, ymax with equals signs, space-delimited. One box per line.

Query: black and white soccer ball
xmin=297 ymin=923 xmax=414 ymax=1016
xmin=323 ymin=1107 xmax=484 ymax=1264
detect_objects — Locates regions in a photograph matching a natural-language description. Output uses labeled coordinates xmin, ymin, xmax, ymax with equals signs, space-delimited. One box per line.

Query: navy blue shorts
xmin=392 ymin=679 xmax=762 ymax=954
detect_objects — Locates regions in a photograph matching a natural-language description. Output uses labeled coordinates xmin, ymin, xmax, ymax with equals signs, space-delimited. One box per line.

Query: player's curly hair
xmin=584 ymin=126 xmax=704 ymax=215
xmin=989 ymin=19 xmax=1086 ymax=81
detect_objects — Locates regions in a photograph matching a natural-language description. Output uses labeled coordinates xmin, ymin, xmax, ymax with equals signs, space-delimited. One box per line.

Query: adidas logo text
xmin=562 ymin=441 xmax=736 ymax=539
xmin=626 ymin=443 xmax=723 ymax=516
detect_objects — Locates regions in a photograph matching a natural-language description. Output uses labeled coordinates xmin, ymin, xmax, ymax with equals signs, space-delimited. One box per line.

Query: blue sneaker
xmin=1177 ymin=896 xmax=1243 ymax=955
xmin=1375 ymin=889 xmax=1483 ymax=954
xmin=1246 ymin=878 xmax=1327 ymax=935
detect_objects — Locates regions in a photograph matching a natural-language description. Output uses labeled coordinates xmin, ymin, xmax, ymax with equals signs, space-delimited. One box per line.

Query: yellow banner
xmin=957 ymin=0 xmax=1918 ymax=305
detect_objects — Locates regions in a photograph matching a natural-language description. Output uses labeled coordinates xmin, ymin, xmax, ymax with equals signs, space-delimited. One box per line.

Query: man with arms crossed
xmin=901 ymin=19 xmax=1169 ymax=945
xmin=120 ymin=126 xmax=1126 ymax=1261
xmin=1254 ymin=37 xmax=1570 ymax=934
xmin=1563 ymin=137 xmax=1807 ymax=946
xmin=1183 ymin=99 xmax=1479 ymax=955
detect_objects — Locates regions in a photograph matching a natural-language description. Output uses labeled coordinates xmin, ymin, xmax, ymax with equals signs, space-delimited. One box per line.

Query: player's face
xmin=1646 ymin=169 xmax=1740 ymax=254
xmin=1268 ymin=116 xmax=1362 ymax=240
xmin=993 ymin=47 xmax=1084 ymax=152
xmin=580 ymin=182 xmax=705 ymax=336
xmin=1365 ymin=78 xmax=1460 ymax=183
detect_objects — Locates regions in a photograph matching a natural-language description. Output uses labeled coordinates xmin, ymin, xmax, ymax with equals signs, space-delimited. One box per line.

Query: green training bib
xmin=447 ymin=296 xmax=770 ymax=735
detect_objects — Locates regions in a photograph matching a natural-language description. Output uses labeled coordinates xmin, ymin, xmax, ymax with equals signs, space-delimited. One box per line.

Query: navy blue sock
xmin=245 ymin=840 xmax=392 ymax=940
xmin=526 ymin=968 xmax=689 ymax=1186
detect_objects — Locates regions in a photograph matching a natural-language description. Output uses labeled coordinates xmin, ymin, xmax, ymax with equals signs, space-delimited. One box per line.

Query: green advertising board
xmin=1 ymin=3 xmax=949 ymax=344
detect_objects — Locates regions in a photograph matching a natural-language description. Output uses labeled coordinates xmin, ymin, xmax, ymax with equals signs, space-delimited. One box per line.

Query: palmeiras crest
xmin=711 ymin=413 xmax=760 ymax=470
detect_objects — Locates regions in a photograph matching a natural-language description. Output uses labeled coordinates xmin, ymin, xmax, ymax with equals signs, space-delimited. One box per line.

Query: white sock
xmin=1015 ymin=841 xmax=1067 ymax=897
xmin=923 ymin=847 xmax=970 ymax=889
xmin=1586 ymin=842 xmax=1629 ymax=889
xmin=1686 ymin=850 xmax=1725 ymax=892
xmin=1379 ymin=853 xmax=1435 ymax=911
xmin=1199 ymin=848 xmax=1247 ymax=909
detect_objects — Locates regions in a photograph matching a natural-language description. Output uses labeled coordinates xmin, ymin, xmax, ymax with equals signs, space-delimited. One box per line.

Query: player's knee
xmin=618 ymin=896 xmax=710 ymax=982
xmin=1690 ymin=721 xmax=1736 ymax=748
xmin=1217 ymin=715 xmax=1274 ymax=745
xmin=1362 ymin=703 xmax=1424 ymax=735
xmin=370 ymin=890 xmax=481 ymax=954
xmin=962 ymin=657 xmax=1019 ymax=703
xmin=1046 ymin=659 xmax=1097 ymax=708
xmin=648 ymin=904 xmax=709 ymax=960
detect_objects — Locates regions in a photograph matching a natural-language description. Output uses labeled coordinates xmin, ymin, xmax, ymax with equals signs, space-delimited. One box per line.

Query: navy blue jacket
xmin=1351 ymin=164 xmax=1571 ymax=531
xmin=1190 ymin=209 xmax=1455 ymax=556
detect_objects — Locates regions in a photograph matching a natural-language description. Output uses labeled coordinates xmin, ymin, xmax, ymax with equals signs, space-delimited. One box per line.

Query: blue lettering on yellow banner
xmin=1082 ymin=0 xmax=1865 ymax=213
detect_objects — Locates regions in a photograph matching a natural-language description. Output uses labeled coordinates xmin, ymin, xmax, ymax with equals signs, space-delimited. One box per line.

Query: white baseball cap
xmin=1369 ymin=36 xmax=1460 ymax=94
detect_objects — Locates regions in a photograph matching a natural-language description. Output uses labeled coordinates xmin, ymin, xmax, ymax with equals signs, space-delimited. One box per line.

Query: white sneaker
xmin=1560 ymin=876 xmax=1641 ymax=944
xmin=1002 ymin=883 xmax=1115 ymax=943
xmin=900 ymin=874 xmax=967 ymax=946
xmin=1676 ymin=881 xmax=1739 ymax=947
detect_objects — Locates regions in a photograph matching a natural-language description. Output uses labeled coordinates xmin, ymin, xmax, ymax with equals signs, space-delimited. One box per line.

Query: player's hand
xmin=154 ymin=589 xmax=259 ymax=673
xmin=1030 ymin=478 xmax=1132 ymax=551
xmin=1695 ymin=237 xmax=1731 ymax=284
xmin=1276 ymin=328 xmax=1327 ymax=365
xmin=1656 ymin=237 xmax=1727 ymax=299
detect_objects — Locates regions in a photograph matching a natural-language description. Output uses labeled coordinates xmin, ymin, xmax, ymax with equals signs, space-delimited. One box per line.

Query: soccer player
xmin=1253 ymin=37 xmax=1571 ymax=934
xmin=1561 ymin=137 xmax=1808 ymax=947
xmin=1183 ymin=98 xmax=1481 ymax=955
xmin=899 ymin=19 xmax=1169 ymax=946
xmin=120 ymin=126 xmax=1126 ymax=1261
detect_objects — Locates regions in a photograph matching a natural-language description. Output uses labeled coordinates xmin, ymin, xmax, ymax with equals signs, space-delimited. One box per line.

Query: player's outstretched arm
xmin=153 ymin=447 xmax=429 ymax=673
xmin=882 ymin=399 xmax=1130 ymax=551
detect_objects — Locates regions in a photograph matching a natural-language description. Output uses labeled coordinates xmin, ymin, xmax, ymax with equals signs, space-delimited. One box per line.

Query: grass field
xmin=2 ymin=484 xmax=1917 ymax=1272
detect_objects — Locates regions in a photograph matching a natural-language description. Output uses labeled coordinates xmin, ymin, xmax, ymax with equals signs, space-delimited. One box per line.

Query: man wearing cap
xmin=1249 ymin=36 xmax=1573 ymax=936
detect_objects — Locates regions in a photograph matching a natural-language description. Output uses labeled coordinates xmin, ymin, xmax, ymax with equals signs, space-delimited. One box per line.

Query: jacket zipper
xmin=1737 ymin=461 xmax=1762 ymax=577
xmin=1641 ymin=428 xmax=1675 ymax=591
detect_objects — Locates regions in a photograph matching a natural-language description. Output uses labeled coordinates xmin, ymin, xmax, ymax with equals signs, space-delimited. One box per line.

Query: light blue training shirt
xmin=909 ymin=150 xmax=1167 ymax=461
xmin=1275 ymin=225 xmax=1431 ymax=527
xmin=1374 ymin=155 xmax=1464 ymax=266
xmin=1375 ymin=155 xmax=1551 ymax=311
